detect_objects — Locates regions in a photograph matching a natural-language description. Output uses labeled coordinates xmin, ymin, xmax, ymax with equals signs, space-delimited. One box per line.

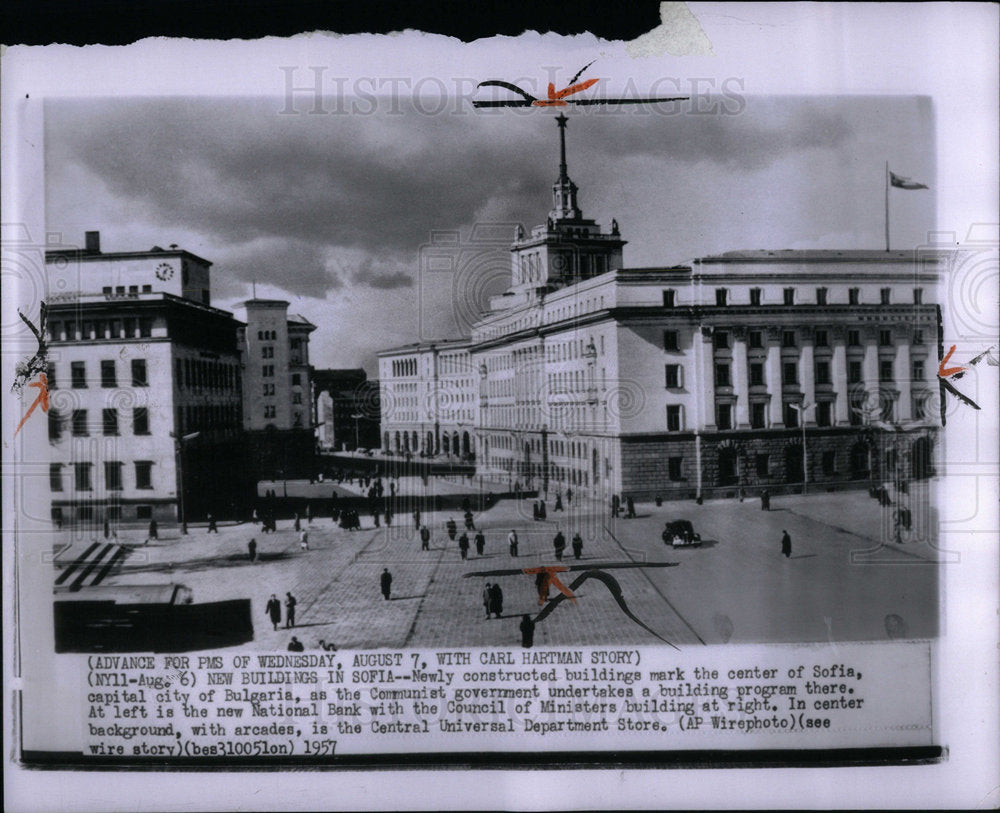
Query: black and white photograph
xmin=3 ymin=3 xmax=998 ymax=810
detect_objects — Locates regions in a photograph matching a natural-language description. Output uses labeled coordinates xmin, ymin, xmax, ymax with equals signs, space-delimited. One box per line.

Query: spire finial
xmin=556 ymin=114 xmax=569 ymax=180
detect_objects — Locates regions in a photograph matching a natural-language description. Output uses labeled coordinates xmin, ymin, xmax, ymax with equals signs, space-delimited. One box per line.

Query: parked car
xmin=662 ymin=519 xmax=702 ymax=548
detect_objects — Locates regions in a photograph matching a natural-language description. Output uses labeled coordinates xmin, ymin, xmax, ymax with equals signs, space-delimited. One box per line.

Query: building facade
xmin=378 ymin=115 xmax=943 ymax=500
xmin=312 ymin=368 xmax=380 ymax=451
xmin=45 ymin=232 xmax=245 ymax=527
xmin=377 ymin=339 xmax=477 ymax=458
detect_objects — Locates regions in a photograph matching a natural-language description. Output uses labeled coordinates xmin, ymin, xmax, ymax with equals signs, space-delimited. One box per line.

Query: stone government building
xmin=378 ymin=115 xmax=942 ymax=500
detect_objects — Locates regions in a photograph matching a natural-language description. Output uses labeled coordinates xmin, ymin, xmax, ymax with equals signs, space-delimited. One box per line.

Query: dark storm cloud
xmin=346 ymin=255 xmax=413 ymax=289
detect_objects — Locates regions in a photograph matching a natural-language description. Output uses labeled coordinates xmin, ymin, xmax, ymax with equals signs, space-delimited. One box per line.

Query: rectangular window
xmin=715 ymin=363 xmax=731 ymax=387
xmin=713 ymin=331 xmax=729 ymax=350
xmin=784 ymin=403 xmax=799 ymax=428
xmin=100 ymin=359 xmax=116 ymax=388
xmin=102 ymin=408 xmax=119 ymax=436
xmin=665 ymin=364 xmax=681 ymax=389
xmin=102 ymin=286 xmax=112 ymax=295
xmin=666 ymin=405 xmax=681 ymax=432
xmin=662 ymin=290 xmax=675 ymax=308
xmin=72 ymin=409 xmax=88 ymax=436
xmin=756 ymin=453 xmax=769 ymax=478
xmin=749 ymin=363 xmax=764 ymax=386
xmin=879 ymin=329 xmax=892 ymax=346
xmin=913 ymin=329 xmax=924 ymax=345
xmin=848 ymin=329 xmax=861 ymax=347
xmin=292 ymin=392 xmax=302 ymax=405
xmin=133 ymin=407 xmax=150 ymax=435
xmin=257 ymin=330 xmax=264 ymax=340
xmin=668 ymin=457 xmax=683 ymax=481
xmin=49 ymin=463 xmax=63 ymax=491
xmin=782 ymin=361 xmax=798 ymax=385
xmin=663 ymin=330 xmax=679 ymax=351
xmin=716 ymin=403 xmax=732 ymax=430
xmin=46 ymin=361 xmax=57 ymax=390
xmin=48 ymin=409 xmax=62 ymax=441
xmin=815 ymin=361 xmax=831 ymax=385
xmin=782 ymin=330 xmax=796 ymax=348
xmin=136 ymin=505 xmax=153 ymax=520
xmin=880 ymin=359 xmax=894 ymax=382
xmin=783 ymin=288 xmax=795 ymax=305
xmin=71 ymin=361 xmax=87 ymax=388
xmin=104 ymin=461 xmax=123 ymax=491
xmin=912 ymin=394 xmax=926 ymax=420
xmin=814 ymin=329 xmax=828 ymax=347
xmin=715 ymin=288 xmax=728 ymax=307
xmin=749 ymin=330 xmax=763 ymax=349
xmin=138 ymin=318 xmax=153 ymax=338
xmin=880 ymin=287 xmax=891 ymax=305
xmin=849 ymin=288 xmax=860 ymax=305
xmin=912 ymin=359 xmax=925 ymax=380
xmin=291 ymin=373 xmax=301 ymax=386
xmin=131 ymin=358 xmax=148 ymax=386
xmin=75 ymin=462 xmax=92 ymax=491
xmin=141 ymin=285 xmax=152 ymax=293
xmin=913 ymin=287 xmax=923 ymax=304
xmin=750 ymin=402 xmax=767 ymax=429
xmin=822 ymin=450 xmax=836 ymax=475
xmin=135 ymin=461 xmax=153 ymax=490
xmin=749 ymin=288 xmax=761 ymax=306
xmin=849 ymin=393 xmax=865 ymax=426
xmin=816 ymin=402 xmax=832 ymax=427
xmin=815 ymin=287 xmax=828 ymax=305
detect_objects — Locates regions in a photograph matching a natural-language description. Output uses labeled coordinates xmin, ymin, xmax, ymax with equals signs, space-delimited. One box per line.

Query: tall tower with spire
xmin=508 ymin=114 xmax=626 ymax=297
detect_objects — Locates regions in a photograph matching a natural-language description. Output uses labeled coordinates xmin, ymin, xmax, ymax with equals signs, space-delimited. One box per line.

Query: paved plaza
xmin=54 ymin=479 xmax=940 ymax=652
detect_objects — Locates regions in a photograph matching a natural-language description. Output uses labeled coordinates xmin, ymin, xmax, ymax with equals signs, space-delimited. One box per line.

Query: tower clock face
xmin=155 ymin=262 xmax=174 ymax=281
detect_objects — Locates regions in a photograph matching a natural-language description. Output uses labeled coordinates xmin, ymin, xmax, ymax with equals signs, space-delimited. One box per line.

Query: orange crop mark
xmin=937 ymin=344 xmax=964 ymax=378
xmin=532 ymin=78 xmax=599 ymax=107
xmin=14 ymin=373 xmax=49 ymax=437
xmin=523 ymin=565 xmax=577 ymax=603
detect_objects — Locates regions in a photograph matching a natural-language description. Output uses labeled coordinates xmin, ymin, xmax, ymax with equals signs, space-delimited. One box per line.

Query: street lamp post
xmin=169 ymin=431 xmax=200 ymax=533
xmin=790 ymin=402 xmax=812 ymax=495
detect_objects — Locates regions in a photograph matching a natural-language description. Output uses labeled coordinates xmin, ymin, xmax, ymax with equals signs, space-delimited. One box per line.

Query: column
xmin=766 ymin=328 xmax=783 ymax=427
xmin=896 ymin=341 xmax=911 ymax=422
xmin=732 ymin=329 xmax=750 ymax=428
xmin=862 ymin=331 xmax=879 ymax=420
xmin=800 ymin=333 xmax=816 ymax=424
xmin=697 ymin=326 xmax=716 ymax=431
xmin=831 ymin=332 xmax=849 ymax=425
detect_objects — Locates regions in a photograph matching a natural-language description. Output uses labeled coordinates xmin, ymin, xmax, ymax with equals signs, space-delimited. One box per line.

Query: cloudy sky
xmin=45 ymin=95 xmax=934 ymax=375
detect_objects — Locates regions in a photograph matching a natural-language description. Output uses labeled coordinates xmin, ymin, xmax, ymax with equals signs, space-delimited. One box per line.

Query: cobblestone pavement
xmin=67 ymin=480 xmax=940 ymax=652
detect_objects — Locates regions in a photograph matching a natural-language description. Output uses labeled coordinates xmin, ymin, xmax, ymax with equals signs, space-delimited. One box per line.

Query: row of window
xmin=52 ymin=359 xmax=148 ymax=390
xmin=257 ymin=329 xmax=278 ymax=341
xmin=52 ymin=504 xmax=158 ymax=523
xmin=101 ymin=284 xmax=154 ymax=296
xmin=665 ymin=327 xmax=924 ymax=352
xmin=176 ymin=402 xmax=242 ymax=434
xmin=51 ymin=460 xmax=154 ymax=492
xmin=177 ymin=357 xmax=240 ymax=392
xmin=48 ymin=318 xmax=154 ymax=343
xmin=50 ymin=407 xmax=150 ymax=439
xmin=391 ymin=358 xmax=419 ymax=377
xmin=664 ymin=287 xmax=924 ymax=308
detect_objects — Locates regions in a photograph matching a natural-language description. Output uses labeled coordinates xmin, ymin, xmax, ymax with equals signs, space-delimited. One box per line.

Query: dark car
xmin=662 ymin=519 xmax=702 ymax=548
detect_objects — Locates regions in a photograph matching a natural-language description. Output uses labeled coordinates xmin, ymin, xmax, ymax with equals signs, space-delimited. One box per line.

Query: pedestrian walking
xmin=294 ymin=512 xmax=301 ymax=532
xmin=208 ymin=513 xmax=219 ymax=533
xmin=489 ymin=583 xmax=504 ymax=619
xmin=446 ymin=518 xmax=457 ymax=541
xmin=611 ymin=494 xmax=620 ymax=516
xmin=566 ymin=487 xmax=573 ymax=505
xmin=539 ymin=500 xmax=547 ymax=520
xmin=252 ymin=508 xmax=260 ymax=525
xmin=287 ymin=636 xmax=304 ymax=652
xmin=738 ymin=487 xmax=745 ymax=503
xmin=475 ymin=531 xmax=486 ymax=556
xmin=464 ymin=510 xmax=475 ymax=531
xmin=571 ymin=533 xmax=583 ymax=560
xmin=380 ymin=568 xmax=393 ymax=600
xmin=532 ymin=501 xmax=540 ymax=521
xmin=148 ymin=519 xmax=158 ymax=540
xmin=553 ymin=530 xmax=566 ymax=561
xmin=413 ymin=509 xmax=421 ymax=528
xmin=761 ymin=489 xmax=770 ymax=511
xmin=514 ymin=481 xmax=522 ymax=499
xmin=285 ymin=592 xmax=297 ymax=627
xmin=299 ymin=530 xmax=309 ymax=551
xmin=507 ymin=530 xmax=519 ymax=557
xmin=482 ymin=583 xmax=493 ymax=619
xmin=781 ymin=530 xmax=792 ymax=558
xmin=554 ymin=492 xmax=564 ymax=512
xmin=248 ymin=538 xmax=257 ymax=563
xmin=265 ymin=594 xmax=281 ymax=630
xmin=520 ymin=614 xmax=535 ymax=648
xmin=458 ymin=532 xmax=470 ymax=560
xmin=103 ymin=519 xmax=110 ymax=539
xmin=420 ymin=524 xmax=431 ymax=550
xmin=306 ymin=503 xmax=313 ymax=524
xmin=626 ymin=496 xmax=636 ymax=518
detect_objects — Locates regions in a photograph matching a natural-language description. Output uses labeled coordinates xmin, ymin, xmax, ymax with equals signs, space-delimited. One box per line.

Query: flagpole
xmin=884 ymin=161 xmax=890 ymax=251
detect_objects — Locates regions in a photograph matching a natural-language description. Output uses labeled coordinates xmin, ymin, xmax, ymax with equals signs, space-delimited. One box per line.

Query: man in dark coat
xmin=554 ymin=491 xmax=563 ymax=512
xmin=553 ymin=531 xmax=566 ymax=561
xmin=507 ymin=530 xmax=519 ymax=557
xmin=571 ymin=533 xmax=583 ymax=560
xmin=458 ymin=533 xmax=470 ymax=560
xmin=781 ymin=530 xmax=792 ymax=558
xmin=248 ymin=538 xmax=257 ymax=564
xmin=539 ymin=500 xmax=547 ymax=520
xmin=482 ymin=583 xmax=493 ymax=619
xmin=380 ymin=568 xmax=393 ymax=600
xmin=520 ymin=614 xmax=535 ymax=648
xmin=420 ymin=525 xmax=431 ymax=550
xmin=207 ymin=513 xmax=218 ymax=533
xmin=446 ymin=518 xmax=457 ymax=540
xmin=626 ymin=496 xmax=636 ymax=518
xmin=566 ymin=487 xmax=573 ymax=504
xmin=265 ymin=594 xmax=281 ymax=630
xmin=489 ymin=583 xmax=504 ymax=619
xmin=148 ymin=519 xmax=158 ymax=540
xmin=413 ymin=509 xmax=421 ymax=528
xmin=475 ymin=531 xmax=486 ymax=556
xmin=287 ymin=636 xmax=304 ymax=652
xmin=761 ymin=489 xmax=770 ymax=511
xmin=285 ymin=592 xmax=297 ymax=627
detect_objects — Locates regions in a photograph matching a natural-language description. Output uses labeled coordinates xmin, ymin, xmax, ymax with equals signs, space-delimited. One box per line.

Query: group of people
xmin=264 ymin=592 xmax=297 ymax=630
xmin=610 ymin=494 xmax=637 ymax=519
xmin=482 ymin=582 xmax=504 ymax=618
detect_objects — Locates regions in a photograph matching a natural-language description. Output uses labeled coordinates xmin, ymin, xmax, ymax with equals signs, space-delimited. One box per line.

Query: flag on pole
xmin=890 ymin=171 xmax=929 ymax=190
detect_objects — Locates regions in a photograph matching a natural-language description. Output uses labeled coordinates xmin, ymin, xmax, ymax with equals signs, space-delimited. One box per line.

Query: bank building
xmin=378 ymin=115 xmax=942 ymax=501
